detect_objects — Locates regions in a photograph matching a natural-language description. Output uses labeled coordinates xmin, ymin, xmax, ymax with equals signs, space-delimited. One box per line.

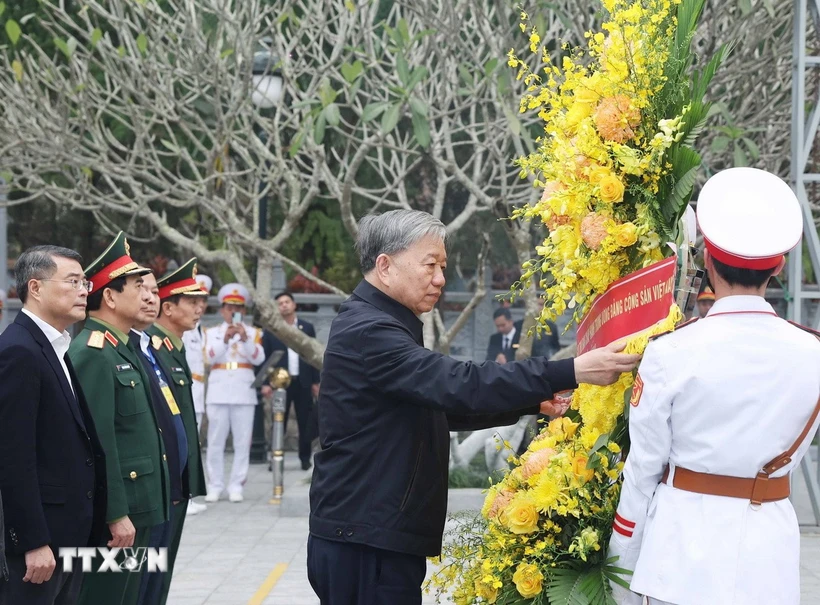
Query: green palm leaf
xmin=546 ymin=563 xmax=617 ymax=605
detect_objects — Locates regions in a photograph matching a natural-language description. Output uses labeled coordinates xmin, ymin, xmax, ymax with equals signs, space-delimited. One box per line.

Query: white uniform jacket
xmin=609 ymin=295 xmax=820 ymax=605
xmin=204 ymin=322 xmax=264 ymax=406
xmin=182 ymin=323 xmax=206 ymax=414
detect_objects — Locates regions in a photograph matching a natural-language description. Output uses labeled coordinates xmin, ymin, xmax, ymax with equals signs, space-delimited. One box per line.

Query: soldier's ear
xmin=102 ymin=287 xmax=117 ymax=310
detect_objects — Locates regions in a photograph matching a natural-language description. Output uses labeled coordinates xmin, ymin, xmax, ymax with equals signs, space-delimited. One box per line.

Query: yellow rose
xmin=571 ymin=455 xmax=595 ymax=483
xmin=512 ymin=562 xmax=544 ymax=598
xmin=599 ymin=174 xmax=625 ymax=203
xmin=504 ymin=496 xmax=540 ymax=534
xmin=614 ymin=222 xmax=638 ymax=248
xmin=474 ymin=579 xmax=499 ymax=603
xmin=587 ymin=164 xmax=612 ymax=185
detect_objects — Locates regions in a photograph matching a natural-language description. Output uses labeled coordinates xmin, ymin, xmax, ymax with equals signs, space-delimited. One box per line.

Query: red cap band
xmin=704 ymin=237 xmax=783 ymax=270
xmin=87 ymin=255 xmax=134 ymax=294
xmin=158 ymin=277 xmax=200 ymax=300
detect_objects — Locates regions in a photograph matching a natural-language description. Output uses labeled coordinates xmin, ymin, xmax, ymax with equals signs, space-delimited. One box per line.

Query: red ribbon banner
xmin=576 ymin=256 xmax=677 ymax=355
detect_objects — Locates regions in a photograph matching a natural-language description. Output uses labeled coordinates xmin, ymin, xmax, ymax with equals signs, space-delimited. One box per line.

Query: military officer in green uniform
xmin=147 ymin=258 xmax=208 ymax=605
xmin=68 ymin=232 xmax=170 ymax=605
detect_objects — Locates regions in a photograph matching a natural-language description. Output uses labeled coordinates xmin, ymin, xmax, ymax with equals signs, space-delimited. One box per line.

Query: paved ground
xmin=168 ymin=453 xmax=820 ymax=604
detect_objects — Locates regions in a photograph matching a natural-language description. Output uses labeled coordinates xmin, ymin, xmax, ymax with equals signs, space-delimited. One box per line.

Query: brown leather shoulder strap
xmin=763 ymin=394 xmax=820 ymax=475
xmin=764 ymin=324 xmax=820 ymax=475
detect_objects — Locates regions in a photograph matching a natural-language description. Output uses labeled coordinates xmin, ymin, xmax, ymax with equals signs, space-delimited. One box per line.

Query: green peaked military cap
xmin=157 ymin=258 xmax=208 ymax=300
xmin=85 ymin=231 xmax=152 ymax=295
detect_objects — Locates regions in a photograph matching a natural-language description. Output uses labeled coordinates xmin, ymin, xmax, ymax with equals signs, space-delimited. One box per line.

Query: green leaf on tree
xmin=314 ymin=112 xmax=327 ymax=144
xmin=91 ymin=28 xmax=103 ymax=47
xmin=396 ymin=52 xmax=410 ymax=86
xmin=136 ymin=33 xmax=148 ymax=54
xmin=381 ymin=102 xmax=401 ymax=134
xmin=411 ymin=109 xmax=430 ymax=148
xmin=406 ymin=66 xmax=427 ymax=91
xmin=340 ymin=60 xmax=363 ymax=83
xmin=11 ymin=59 xmax=22 ymax=82
xmin=361 ymin=102 xmax=387 ymax=122
xmin=5 ymin=19 xmax=21 ymax=45
xmin=397 ymin=18 xmax=410 ymax=44
xmin=323 ymin=103 xmax=340 ymax=127
xmin=289 ymin=127 xmax=306 ymax=157
xmin=54 ymin=38 xmax=71 ymax=59
xmin=408 ymin=96 xmax=427 ymax=117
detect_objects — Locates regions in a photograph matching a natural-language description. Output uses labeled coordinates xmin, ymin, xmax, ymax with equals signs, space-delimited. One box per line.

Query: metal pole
xmin=270 ymin=387 xmax=287 ymax=504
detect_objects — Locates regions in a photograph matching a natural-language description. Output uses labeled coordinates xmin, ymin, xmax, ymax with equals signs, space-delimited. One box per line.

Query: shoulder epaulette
xmin=151 ymin=334 xmax=163 ymax=350
xmin=648 ymin=317 xmax=699 ymax=342
xmin=104 ymin=331 xmax=118 ymax=347
xmin=87 ymin=330 xmax=105 ymax=349
xmin=788 ymin=320 xmax=820 ymax=341
xmin=163 ymin=337 xmax=175 ymax=352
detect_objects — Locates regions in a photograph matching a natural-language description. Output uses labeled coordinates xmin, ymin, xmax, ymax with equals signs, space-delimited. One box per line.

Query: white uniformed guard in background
xmin=181 ymin=273 xmax=212 ymax=516
xmin=203 ymin=283 xmax=264 ymax=503
xmin=183 ymin=273 xmax=212 ymax=428
xmin=609 ymin=167 xmax=820 ymax=605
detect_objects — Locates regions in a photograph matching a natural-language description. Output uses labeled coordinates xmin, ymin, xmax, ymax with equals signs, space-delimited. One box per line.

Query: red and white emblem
xmin=630 ymin=373 xmax=644 ymax=407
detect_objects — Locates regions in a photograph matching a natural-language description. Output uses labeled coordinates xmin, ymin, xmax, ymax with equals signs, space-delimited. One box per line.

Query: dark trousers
xmin=77 ymin=526 xmax=150 ymax=605
xmin=137 ymin=519 xmax=171 ymax=605
xmin=158 ymin=500 xmax=187 ymax=605
xmin=0 ymin=552 xmax=84 ymax=605
xmin=307 ymin=535 xmax=426 ymax=605
xmin=284 ymin=383 xmax=316 ymax=464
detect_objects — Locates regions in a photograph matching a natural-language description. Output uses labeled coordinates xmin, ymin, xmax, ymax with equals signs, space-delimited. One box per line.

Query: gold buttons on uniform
xmin=162 ymin=454 xmax=167 ymax=461
xmin=130 ymin=381 xmax=135 ymax=388
xmin=129 ymin=471 xmax=137 ymax=480
xmin=178 ymin=380 xmax=184 ymax=385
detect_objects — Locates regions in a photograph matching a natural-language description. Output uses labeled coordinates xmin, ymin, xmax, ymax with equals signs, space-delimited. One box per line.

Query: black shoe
xmin=301 ymin=460 xmax=312 ymax=471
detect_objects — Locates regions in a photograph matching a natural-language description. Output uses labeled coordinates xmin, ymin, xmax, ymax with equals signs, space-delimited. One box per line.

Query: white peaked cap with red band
xmin=218 ymin=283 xmax=251 ymax=306
xmin=195 ymin=274 xmax=213 ymax=294
xmin=697 ymin=167 xmax=803 ymax=270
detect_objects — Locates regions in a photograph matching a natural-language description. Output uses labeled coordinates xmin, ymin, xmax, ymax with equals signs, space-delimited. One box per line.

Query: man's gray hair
xmin=15 ymin=245 xmax=83 ymax=303
xmin=355 ymin=210 xmax=447 ymax=273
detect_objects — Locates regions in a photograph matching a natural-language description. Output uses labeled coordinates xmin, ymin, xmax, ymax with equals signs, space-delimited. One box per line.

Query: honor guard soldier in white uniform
xmin=181 ymin=273 xmax=211 ymax=516
xmin=182 ymin=273 xmax=212 ymax=429
xmin=608 ymin=167 xmax=820 ymax=605
xmin=203 ymin=284 xmax=264 ymax=503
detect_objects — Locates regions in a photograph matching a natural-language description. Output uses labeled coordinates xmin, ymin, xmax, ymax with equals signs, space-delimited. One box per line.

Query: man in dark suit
xmin=485 ymin=307 xmax=520 ymax=362
xmin=261 ymin=292 xmax=321 ymax=470
xmin=307 ymin=210 xmax=641 ymax=604
xmin=487 ymin=309 xmax=561 ymax=363
xmin=0 ymin=245 xmax=106 ymax=605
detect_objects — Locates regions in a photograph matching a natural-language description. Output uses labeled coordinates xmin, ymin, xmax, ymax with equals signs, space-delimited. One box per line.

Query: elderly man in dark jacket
xmin=307 ymin=209 xmax=641 ymax=605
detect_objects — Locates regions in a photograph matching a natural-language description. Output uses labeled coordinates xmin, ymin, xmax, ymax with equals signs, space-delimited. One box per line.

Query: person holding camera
xmin=203 ymin=284 xmax=264 ymax=503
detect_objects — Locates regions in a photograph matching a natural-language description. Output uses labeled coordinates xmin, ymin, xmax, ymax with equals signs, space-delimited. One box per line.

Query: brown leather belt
xmin=662 ymin=466 xmax=790 ymax=504
xmin=211 ymin=363 xmax=253 ymax=370
xmin=191 ymin=373 xmax=205 ymax=382
xmin=660 ymin=386 xmax=820 ymax=506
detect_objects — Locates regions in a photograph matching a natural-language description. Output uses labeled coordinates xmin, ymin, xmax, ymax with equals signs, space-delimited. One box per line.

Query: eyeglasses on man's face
xmin=40 ymin=278 xmax=93 ymax=292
